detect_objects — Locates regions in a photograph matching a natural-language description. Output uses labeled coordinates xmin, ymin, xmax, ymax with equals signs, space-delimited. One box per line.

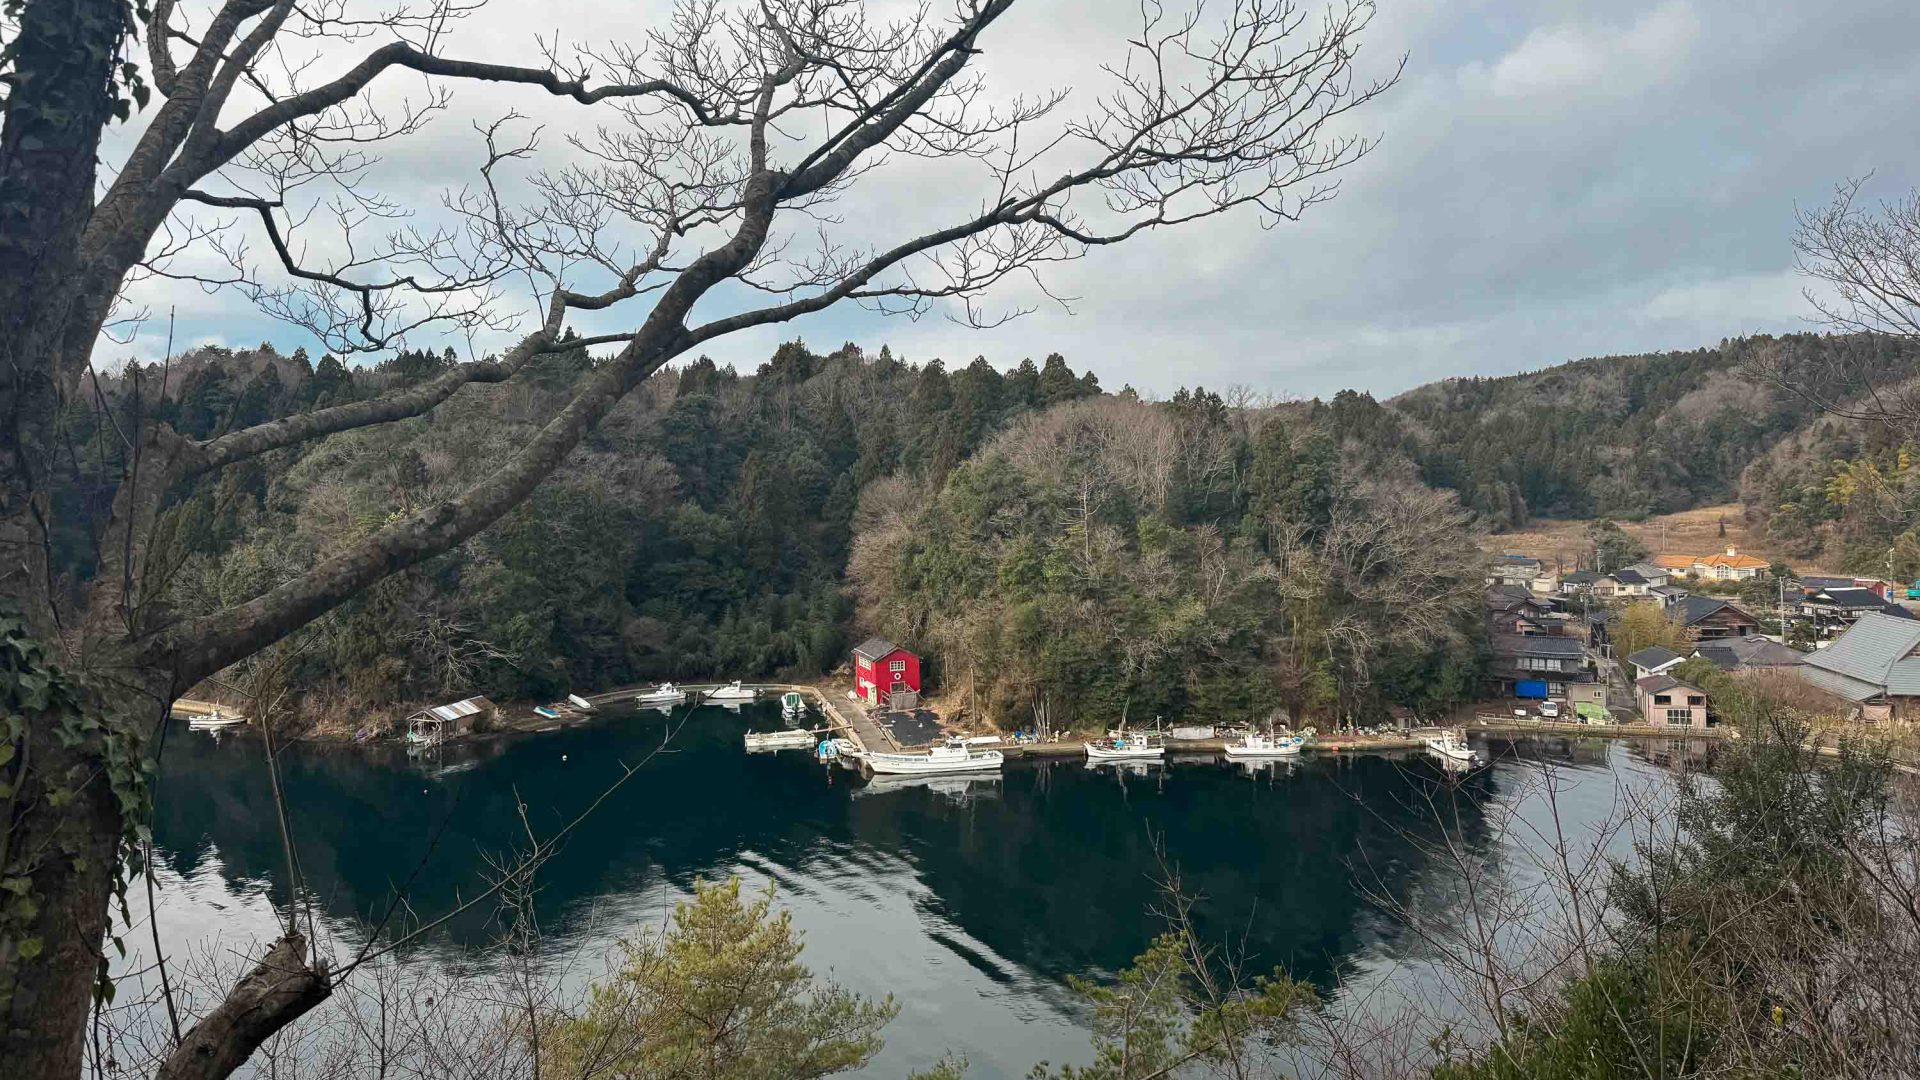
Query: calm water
xmin=139 ymin=705 xmax=1691 ymax=1078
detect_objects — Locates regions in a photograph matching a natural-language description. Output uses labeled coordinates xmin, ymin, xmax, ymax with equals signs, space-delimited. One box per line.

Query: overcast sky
xmin=113 ymin=0 xmax=1920 ymax=398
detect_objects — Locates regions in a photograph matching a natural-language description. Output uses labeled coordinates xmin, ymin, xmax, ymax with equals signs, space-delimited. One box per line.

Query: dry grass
xmin=1481 ymin=502 xmax=1832 ymax=573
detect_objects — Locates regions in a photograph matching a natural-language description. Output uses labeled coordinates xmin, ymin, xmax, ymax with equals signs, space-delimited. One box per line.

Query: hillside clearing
xmin=1482 ymin=504 xmax=1818 ymax=572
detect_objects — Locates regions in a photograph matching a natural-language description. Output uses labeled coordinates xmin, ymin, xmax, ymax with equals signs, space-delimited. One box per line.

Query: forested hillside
xmin=61 ymin=329 xmax=1917 ymax=729
xmin=74 ymin=340 xmax=1100 ymax=723
xmin=847 ymin=393 xmax=1488 ymax=728
xmin=1380 ymin=333 xmax=1920 ymax=528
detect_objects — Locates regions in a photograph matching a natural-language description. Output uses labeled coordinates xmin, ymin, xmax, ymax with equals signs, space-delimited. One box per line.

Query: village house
xmin=1621 ymin=562 xmax=1673 ymax=588
xmin=1490 ymin=585 xmax=1589 ymax=641
xmin=1800 ymin=611 xmax=1920 ymax=723
xmin=1651 ymin=583 xmax=1689 ymax=607
xmin=1625 ymin=645 xmax=1685 ymax=681
xmin=1798 ymin=574 xmax=1859 ymax=594
xmin=1486 ymin=586 xmax=1594 ymax=698
xmin=1593 ymin=568 xmax=1655 ymax=598
xmin=852 ymin=638 xmax=923 ymax=710
xmin=1558 ymin=569 xmax=1602 ymax=592
xmin=1635 ymin=675 xmax=1711 ymax=729
xmin=1801 ymin=587 xmax=1915 ymax=639
xmin=1489 ymin=554 xmax=1544 ymax=589
xmin=1490 ymin=633 xmax=1590 ymax=700
xmin=1850 ymin=577 xmax=1900 ymax=601
xmin=1676 ymin=595 xmax=1763 ymax=640
xmin=1652 ymin=553 xmax=1698 ymax=576
xmin=1691 ymin=546 xmax=1771 ymax=581
xmin=1691 ymin=635 xmax=1806 ymax=672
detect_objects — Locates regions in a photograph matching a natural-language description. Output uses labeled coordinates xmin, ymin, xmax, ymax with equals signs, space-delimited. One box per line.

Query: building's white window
xmin=1665 ymin=708 xmax=1692 ymax=726
xmin=889 ymin=660 xmax=906 ymax=674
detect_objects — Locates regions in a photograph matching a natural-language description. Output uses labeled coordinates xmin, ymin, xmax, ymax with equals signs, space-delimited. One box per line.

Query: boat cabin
xmin=852 ymin=638 xmax=922 ymax=710
xmin=406 ymin=695 xmax=493 ymax=743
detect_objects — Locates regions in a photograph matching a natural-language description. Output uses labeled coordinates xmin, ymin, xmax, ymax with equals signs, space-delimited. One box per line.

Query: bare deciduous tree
xmin=1750 ymin=178 xmax=1920 ymax=441
xmin=0 ymin=0 xmax=1397 ymax=1072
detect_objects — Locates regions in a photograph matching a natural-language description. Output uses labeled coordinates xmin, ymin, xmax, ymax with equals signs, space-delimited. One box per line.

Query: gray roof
xmin=1561 ymin=570 xmax=1601 ymax=585
xmin=852 ymin=637 xmax=901 ymax=660
xmin=1801 ymin=612 xmax=1920 ymax=700
xmin=1625 ymin=646 xmax=1683 ymax=670
xmin=1694 ymin=637 xmax=1806 ymax=671
xmin=1492 ymin=633 xmax=1585 ymax=659
xmin=1812 ymin=587 xmax=1887 ymax=609
xmin=1677 ymin=595 xmax=1757 ymax=627
xmin=1799 ymin=575 xmax=1857 ymax=590
xmin=1623 ymin=562 xmax=1669 ymax=579
xmin=1636 ymin=674 xmax=1705 ymax=696
xmin=1610 ymin=569 xmax=1649 ymax=586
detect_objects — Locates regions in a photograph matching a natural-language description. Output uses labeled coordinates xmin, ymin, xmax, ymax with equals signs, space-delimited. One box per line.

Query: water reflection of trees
xmin=840 ymin=752 xmax=1510 ymax=993
xmin=152 ymin=709 xmax=1516 ymax=996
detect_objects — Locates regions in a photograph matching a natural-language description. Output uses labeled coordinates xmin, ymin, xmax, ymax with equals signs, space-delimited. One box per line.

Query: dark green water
xmin=142 ymin=705 xmax=1680 ymax=1078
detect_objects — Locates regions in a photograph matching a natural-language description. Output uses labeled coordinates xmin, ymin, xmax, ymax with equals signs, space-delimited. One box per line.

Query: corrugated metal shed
xmin=424 ymin=697 xmax=487 ymax=722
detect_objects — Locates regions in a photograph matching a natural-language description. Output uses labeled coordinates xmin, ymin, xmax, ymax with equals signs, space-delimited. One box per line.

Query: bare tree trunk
xmin=0 ymin=0 xmax=121 ymax=617
xmin=155 ymin=935 xmax=330 ymax=1080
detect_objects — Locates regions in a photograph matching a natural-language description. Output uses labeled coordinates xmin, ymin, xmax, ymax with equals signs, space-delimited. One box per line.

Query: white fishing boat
xmin=824 ymin=737 xmax=861 ymax=761
xmin=188 ymin=707 xmax=247 ymax=731
xmin=1085 ymin=731 xmax=1165 ymax=761
xmin=863 ymin=736 xmax=1003 ymax=776
xmin=781 ymin=691 xmax=806 ymax=718
xmin=704 ymin=680 xmax=755 ymax=702
xmin=1223 ymin=731 xmax=1304 ymax=759
xmin=567 ymin=693 xmax=595 ymax=712
xmin=744 ymin=728 xmax=816 ymax=751
xmin=1423 ymin=729 xmax=1480 ymax=765
xmin=634 ymin=682 xmax=686 ymax=706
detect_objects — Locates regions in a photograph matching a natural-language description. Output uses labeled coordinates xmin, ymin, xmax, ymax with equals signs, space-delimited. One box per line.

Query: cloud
xmin=94 ymin=0 xmax=1920 ymax=401
xmin=1640 ymin=271 xmax=1809 ymax=326
xmin=1472 ymin=1 xmax=1702 ymax=104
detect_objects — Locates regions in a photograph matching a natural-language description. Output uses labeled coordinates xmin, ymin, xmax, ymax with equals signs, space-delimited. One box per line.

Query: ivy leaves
xmin=0 ymin=609 xmax=155 ymax=1002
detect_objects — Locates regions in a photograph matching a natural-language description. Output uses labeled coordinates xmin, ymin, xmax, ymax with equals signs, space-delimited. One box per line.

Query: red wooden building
xmin=853 ymin=638 xmax=921 ymax=709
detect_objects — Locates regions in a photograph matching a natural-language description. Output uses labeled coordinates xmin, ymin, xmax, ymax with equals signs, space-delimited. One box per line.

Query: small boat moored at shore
xmin=534 ymin=705 xmax=562 ymax=719
xmin=1223 ymin=731 xmax=1305 ymax=759
xmin=744 ymin=728 xmax=817 ymax=751
xmin=705 ymin=680 xmax=756 ymax=702
xmin=634 ymin=683 xmax=687 ymax=706
xmin=863 ymin=736 xmax=1003 ymax=776
xmin=781 ymin=691 xmax=806 ymax=718
xmin=1085 ymin=730 xmax=1166 ymax=761
xmin=567 ymin=693 xmax=595 ymax=712
xmin=188 ymin=707 xmax=248 ymax=732
xmin=1423 ymin=729 xmax=1481 ymax=765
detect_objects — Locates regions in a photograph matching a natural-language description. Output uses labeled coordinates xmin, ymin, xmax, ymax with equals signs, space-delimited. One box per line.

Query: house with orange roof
xmin=1652 ymin=553 xmax=1697 ymax=573
xmin=1692 ymin=546 xmax=1770 ymax=581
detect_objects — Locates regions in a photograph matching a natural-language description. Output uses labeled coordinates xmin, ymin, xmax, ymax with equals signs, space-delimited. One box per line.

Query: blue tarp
xmin=1515 ymin=679 xmax=1549 ymax=699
